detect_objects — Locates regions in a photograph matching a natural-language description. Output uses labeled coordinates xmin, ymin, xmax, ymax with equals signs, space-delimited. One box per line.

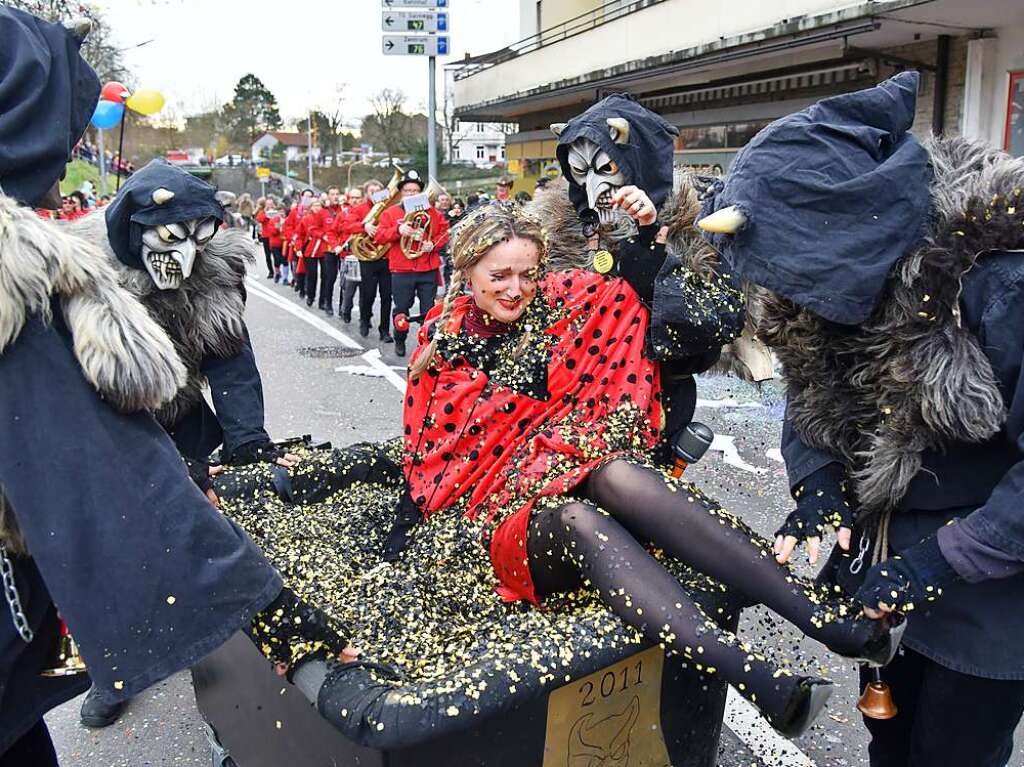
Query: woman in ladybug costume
xmin=394 ymin=202 xmax=903 ymax=737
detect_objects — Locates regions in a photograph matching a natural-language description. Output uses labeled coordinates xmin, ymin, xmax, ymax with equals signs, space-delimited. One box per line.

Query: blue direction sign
xmin=382 ymin=0 xmax=447 ymax=8
xmin=382 ymin=34 xmax=449 ymax=56
xmin=382 ymin=10 xmax=449 ymax=33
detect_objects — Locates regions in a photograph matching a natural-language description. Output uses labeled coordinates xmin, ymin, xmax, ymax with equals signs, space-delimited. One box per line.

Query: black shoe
xmin=266 ymin=272 xmax=274 ymax=279
xmin=306 ymin=299 xmax=314 ymax=307
xmin=80 ymin=685 xmax=128 ymax=728
xmin=832 ymin=615 xmax=907 ymax=668
xmin=380 ymin=333 xmax=394 ymax=343
xmin=768 ymin=677 xmax=834 ymax=738
xmin=394 ymin=339 xmax=406 ymax=357
xmin=325 ymin=307 xmax=334 ymax=317
xmin=359 ymin=324 xmax=370 ymax=338
xmin=342 ymin=314 xmax=352 ymax=324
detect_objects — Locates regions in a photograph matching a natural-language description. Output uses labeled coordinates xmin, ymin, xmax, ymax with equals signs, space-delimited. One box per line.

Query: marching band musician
xmin=373 ymin=169 xmax=449 ymax=357
xmin=319 ymin=185 xmax=346 ymax=317
xmin=337 ymin=179 xmax=393 ymax=340
xmin=297 ymin=197 xmax=328 ymax=309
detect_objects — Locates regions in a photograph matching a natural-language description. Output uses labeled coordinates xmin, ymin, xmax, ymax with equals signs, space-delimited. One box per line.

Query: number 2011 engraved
xmin=579 ymin=660 xmax=644 ymax=707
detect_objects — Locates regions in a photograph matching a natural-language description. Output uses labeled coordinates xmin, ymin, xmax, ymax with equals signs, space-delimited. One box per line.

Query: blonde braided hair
xmin=408 ymin=202 xmax=548 ymax=379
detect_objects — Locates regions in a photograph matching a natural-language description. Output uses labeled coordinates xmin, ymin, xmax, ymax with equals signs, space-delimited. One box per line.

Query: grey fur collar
xmin=66 ymin=214 xmax=255 ymax=428
xmin=0 ymin=195 xmax=187 ymax=552
xmin=756 ymin=135 xmax=1024 ymax=514
xmin=528 ymin=175 xmax=763 ymax=380
xmin=527 ymin=175 xmax=720 ymax=279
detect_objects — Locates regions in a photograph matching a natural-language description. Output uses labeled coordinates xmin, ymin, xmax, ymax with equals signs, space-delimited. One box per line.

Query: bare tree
xmin=5 ymin=0 xmax=133 ymax=84
xmin=318 ymin=85 xmax=350 ymax=167
xmin=367 ymin=88 xmax=409 ymax=166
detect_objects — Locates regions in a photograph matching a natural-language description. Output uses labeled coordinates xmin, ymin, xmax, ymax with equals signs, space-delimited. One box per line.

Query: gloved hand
xmin=249 ymin=586 xmax=350 ymax=679
xmin=225 ymin=438 xmax=293 ymax=467
xmin=855 ymin=536 xmax=959 ymax=615
xmin=774 ymin=462 xmax=853 ymax=564
xmin=183 ymin=456 xmax=213 ymax=493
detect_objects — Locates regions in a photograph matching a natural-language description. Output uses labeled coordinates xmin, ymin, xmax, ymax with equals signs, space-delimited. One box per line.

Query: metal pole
xmin=932 ymin=35 xmax=950 ymax=136
xmin=98 ymin=129 xmax=107 ymax=196
xmin=427 ymin=55 xmax=437 ymax=180
xmin=115 ymin=116 xmax=127 ymax=191
xmin=307 ymin=111 xmax=314 ymax=188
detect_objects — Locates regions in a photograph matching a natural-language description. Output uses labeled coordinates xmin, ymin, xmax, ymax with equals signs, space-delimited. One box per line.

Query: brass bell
xmin=857 ymin=669 xmax=897 ymax=720
xmin=40 ymin=618 xmax=88 ymax=678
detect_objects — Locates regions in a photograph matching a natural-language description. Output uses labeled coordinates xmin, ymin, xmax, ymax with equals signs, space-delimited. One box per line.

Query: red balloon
xmin=100 ymin=81 xmax=131 ymax=104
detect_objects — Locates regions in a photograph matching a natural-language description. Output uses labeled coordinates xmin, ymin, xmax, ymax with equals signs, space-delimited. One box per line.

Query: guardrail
xmin=451 ymin=0 xmax=667 ymax=80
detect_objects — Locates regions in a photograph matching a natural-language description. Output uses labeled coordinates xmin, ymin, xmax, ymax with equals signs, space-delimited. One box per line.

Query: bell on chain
xmin=40 ymin=617 xmax=87 ymax=677
xmin=857 ymin=667 xmax=898 ymax=720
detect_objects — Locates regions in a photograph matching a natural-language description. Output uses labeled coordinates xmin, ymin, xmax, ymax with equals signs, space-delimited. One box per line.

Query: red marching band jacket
xmin=281 ymin=204 xmax=304 ymax=260
xmin=321 ymin=204 xmax=347 ymax=252
xmin=296 ymin=208 xmax=329 ymax=260
xmin=374 ymin=203 xmax=449 ymax=273
xmin=335 ymin=199 xmax=372 ymax=248
xmin=256 ymin=209 xmax=284 ymax=249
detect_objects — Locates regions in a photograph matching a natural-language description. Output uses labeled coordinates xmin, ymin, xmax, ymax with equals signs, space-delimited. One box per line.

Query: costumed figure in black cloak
xmin=63 ymin=159 xmax=303 ymax=726
xmin=0 ymin=9 xmax=347 ymax=763
xmin=214 ymin=199 xmax=908 ymax=745
xmin=532 ymin=94 xmax=773 ymax=463
xmin=698 ymin=71 xmax=1024 ymax=766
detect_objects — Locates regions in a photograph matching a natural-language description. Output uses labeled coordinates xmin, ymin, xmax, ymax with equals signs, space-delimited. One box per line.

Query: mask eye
xmin=598 ymin=160 xmax=619 ymax=175
xmin=156 ymin=225 xmax=177 ymax=243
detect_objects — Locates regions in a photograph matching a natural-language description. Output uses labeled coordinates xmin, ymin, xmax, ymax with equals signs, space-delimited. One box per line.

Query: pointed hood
xmin=703 ymin=72 xmax=932 ymax=325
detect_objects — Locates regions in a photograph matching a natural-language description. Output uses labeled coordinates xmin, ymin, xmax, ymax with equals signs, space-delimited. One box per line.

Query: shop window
xmin=1006 ymin=71 xmax=1024 ymax=158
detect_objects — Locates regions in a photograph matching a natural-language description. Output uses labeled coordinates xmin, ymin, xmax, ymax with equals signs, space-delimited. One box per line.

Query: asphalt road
xmin=46 ymin=267 xmax=1024 ymax=767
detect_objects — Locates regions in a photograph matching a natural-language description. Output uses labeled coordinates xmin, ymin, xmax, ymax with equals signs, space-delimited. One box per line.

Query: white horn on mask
xmin=152 ymin=188 xmax=175 ymax=205
xmin=606 ymin=117 xmax=630 ymax=145
xmin=64 ymin=18 xmax=92 ymax=43
xmin=696 ymin=205 xmax=747 ymax=234
xmin=549 ymin=123 xmax=568 ymax=137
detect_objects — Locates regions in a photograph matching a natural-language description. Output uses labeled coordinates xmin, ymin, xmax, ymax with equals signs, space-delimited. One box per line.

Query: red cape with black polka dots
xmin=403 ymin=269 xmax=663 ymax=604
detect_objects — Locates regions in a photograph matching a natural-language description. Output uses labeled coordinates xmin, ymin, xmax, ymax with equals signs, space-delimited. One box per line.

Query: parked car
xmin=214 ymin=154 xmax=246 ymax=167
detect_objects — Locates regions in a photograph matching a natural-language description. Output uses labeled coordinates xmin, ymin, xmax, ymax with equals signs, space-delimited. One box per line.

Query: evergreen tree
xmin=224 ymin=74 xmax=283 ymax=145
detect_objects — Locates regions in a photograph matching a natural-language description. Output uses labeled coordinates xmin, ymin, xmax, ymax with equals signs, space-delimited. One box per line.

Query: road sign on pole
xmin=382 ymin=0 xmax=447 ymax=8
xmin=382 ymin=10 xmax=448 ymax=33
xmin=381 ymin=34 xmax=448 ymax=56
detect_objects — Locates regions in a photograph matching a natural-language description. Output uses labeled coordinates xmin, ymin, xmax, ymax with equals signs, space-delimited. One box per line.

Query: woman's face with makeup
xmin=467 ymin=237 xmax=541 ymax=324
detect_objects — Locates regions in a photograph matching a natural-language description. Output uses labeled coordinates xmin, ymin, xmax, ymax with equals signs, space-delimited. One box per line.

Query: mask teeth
xmin=595 ymin=189 xmax=615 ymax=209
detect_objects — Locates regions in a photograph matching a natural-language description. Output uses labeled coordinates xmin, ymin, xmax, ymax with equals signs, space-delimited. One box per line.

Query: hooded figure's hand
xmin=856 ymin=536 xmax=959 ymax=617
xmin=774 ymin=462 xmax=853 ymax=564
xmin=611 ymin=186 xmax=657 ymax=226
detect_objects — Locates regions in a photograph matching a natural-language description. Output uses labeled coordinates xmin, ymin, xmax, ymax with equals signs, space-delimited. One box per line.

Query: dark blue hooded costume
xmin=704 ymin=72 xmax=1024 ymax=682
xmin=549 ymin=94 xmax=743 ymax=460
xmin=99 ymin=159 xmax=279 ymax=468
xmin=0 ymin=9 xmax=282 ymax=754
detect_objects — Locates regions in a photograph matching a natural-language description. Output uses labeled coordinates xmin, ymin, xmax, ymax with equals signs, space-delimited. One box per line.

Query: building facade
xmin=449 ymin=121 xmax=509 ymax=167
xmin=450 ymin=0 xmax=1024 ymax=190
xmin=251 ymin=131 xmax=320 ymax=164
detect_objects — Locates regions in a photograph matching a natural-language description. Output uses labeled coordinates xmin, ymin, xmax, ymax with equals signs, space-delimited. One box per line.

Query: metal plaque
xmin=542 ymin=646 xmax=671 ymax=767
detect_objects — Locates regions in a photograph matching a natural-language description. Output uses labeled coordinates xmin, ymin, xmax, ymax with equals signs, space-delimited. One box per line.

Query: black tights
xmin=527 ymin=459 xmax=877 ymax=720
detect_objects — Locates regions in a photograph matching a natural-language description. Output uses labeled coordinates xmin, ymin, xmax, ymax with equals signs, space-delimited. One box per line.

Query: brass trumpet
xmin=349 ymin=166 xmax=404 ymax=262
xmin=400 ymin=178 xmax=447 ymax=260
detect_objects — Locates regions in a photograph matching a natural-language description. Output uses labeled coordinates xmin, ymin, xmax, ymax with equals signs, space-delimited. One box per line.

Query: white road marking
xmin=725 ymin=689 xmax=818 ymax=767
xmin=696 ymin=397 xmax=763 ymax=410
xmin=710 ymin=434 xmax=767 ymax=475
xmin=766 ymin=448 xmax=785 ymax=463
xmin=249 ymin=276 xmax=818 ymax=767
xmin=246 ymin=278 xmax=407 ymax=393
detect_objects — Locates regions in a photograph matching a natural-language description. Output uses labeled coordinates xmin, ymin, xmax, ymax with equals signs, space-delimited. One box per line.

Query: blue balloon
xmin=91 ymin=100 xmax=125 ymax=130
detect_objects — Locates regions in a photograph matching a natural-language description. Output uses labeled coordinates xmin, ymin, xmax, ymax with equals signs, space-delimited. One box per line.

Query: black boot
xmin=324 ymin=306 xmax=334 ymax=317
xmin=380 ymin=331 xmax=394 ymax=343
xmin=359 ymin=323 xmax=370 ymax=338
xmin=394 ymin=338 xmax=406 ymax=357
xmin=80 ymin=685 xmax=127 ymax=728
xmin=765 ymin=677 xmax=833 ymax=738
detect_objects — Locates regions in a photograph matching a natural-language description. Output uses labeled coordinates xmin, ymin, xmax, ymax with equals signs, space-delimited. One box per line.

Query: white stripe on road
xmin=725 ymin=688 xmax=818 ymax=767
xmin=249 ymin=275 xmax=819 ymax=767
xmin=245 ymin=277 xmax=407 ymax=393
